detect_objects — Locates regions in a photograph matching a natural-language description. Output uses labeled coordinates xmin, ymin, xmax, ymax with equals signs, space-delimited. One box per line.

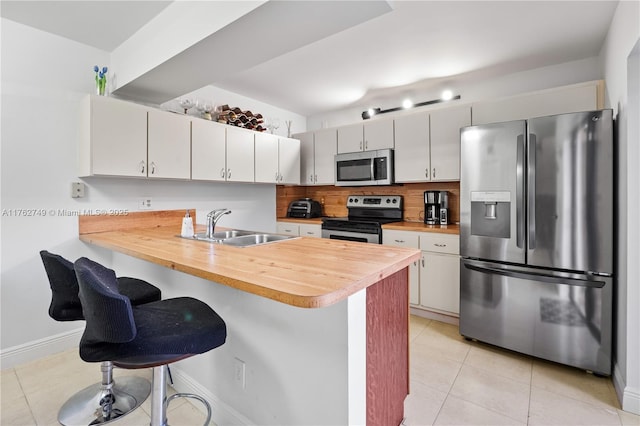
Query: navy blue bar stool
xmin=40 ymin=251 xmax=161 ymax=425
xmin=74 ymin=257 xmax=227 ymax=426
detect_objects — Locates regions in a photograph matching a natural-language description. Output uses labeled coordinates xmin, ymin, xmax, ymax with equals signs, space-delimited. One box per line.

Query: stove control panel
xmin=346 ymin=195 xmax=403 ymax=209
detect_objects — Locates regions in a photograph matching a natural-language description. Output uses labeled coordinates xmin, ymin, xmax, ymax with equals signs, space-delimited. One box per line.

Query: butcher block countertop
xmin=79 ymin=210 xmax=420 ymax=309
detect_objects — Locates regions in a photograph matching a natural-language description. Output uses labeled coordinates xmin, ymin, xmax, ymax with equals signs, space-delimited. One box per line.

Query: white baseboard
xmin=410 ymin=306 xmax=459 ymax=326
xmin=613 ymin=363 xmax=640 ymax=415
xmin=169 ymin=365 xmax=253 ymax=426
xmin=0 ymin=328 xmax=83 ymax=370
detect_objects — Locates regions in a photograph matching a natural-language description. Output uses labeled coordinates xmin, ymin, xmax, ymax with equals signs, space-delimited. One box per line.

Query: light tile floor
xmin=1 ymin=316 xmax=638 ymax=425
xmin=405 ymin=316 xmax=639 ymax=426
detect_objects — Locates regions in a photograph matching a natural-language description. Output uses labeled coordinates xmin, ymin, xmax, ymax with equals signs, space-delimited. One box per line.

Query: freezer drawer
xmin=459 ymin=259 xmax=612 ymax=375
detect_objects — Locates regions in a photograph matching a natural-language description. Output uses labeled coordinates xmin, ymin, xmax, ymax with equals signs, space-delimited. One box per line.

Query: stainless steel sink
xmin=184 ymin=230 xmax=296 ymax=247
xmin=192 ymin=230 xmax=255 ymax=242
xmin=220 ymin=234 xmax=296 ymax=247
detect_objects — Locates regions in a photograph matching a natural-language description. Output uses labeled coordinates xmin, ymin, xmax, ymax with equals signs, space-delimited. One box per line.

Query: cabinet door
xmin=314 ymin=129 xmax=337 ymax=184
xmin=299 ymin=224 xmax=321 ymax=238
xmin=337 ymin=124 xmax=363 ymax=153
xmin=148 ymin=109 xmax=191 ymax=179
xmin=430 ymin=105 xmax=470 ymax=181
xmin=297 ymin=132 xmax=315 ymax=185
xmin=226 ymin=127 xmax=255 ymax=182
xmin=364 ymin=118 xmax=394 ymax=151
xmin=192 ymin=119 xmax=226 ymax=181
xmin=90 ymin=96 xmax=147 ymax=177
xmin=278 ymin=138 xmax=301 ymax=185
xmin=394 ymin=112 xmax=430 ymax=182
xmin=420 ymin=252 xmax=460 ymax=315
xmin=277 ymin=222 xmax=299 ymax=236
xmin=255 ymin=133 xmax=279 ymax=183
xmin=383 ymin=230 xmax=420 ymax=305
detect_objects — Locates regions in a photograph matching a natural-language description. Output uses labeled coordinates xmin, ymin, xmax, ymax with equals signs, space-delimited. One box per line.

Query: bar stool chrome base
xmin=58 ymin=361 xmax=150 ymax=425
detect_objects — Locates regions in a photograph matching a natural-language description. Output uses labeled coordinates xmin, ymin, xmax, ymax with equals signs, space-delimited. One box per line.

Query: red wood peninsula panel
xmin=366 ymin=268 xmax=409 ymax=426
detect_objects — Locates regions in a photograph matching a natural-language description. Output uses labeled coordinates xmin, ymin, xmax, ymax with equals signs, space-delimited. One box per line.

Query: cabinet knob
xmin=421 ymin=258 xmax=425 ymax=267
xmin=434 ymin=243 xmax=447 ymax=247
xmin=433 ymin=168 xmax=436 ymax=178
xmin=227 ymin=169 xmax=231 ymax=179
xmin=220 ymin=168 xmax=225 ymax=178
xmin=395 ymin=239 xmax=405 ymax=243
xmin=314 ymin=174 xmax=318 ymax=183
xmin=425 ymin=168 xmax=429 ymax=179
xmin=139 ymin=161 xmax=146 ymax=174
xmin=275 ymin=171 xmax=279 ymax=181
xmin=150 ymin=162 xmax=156 ymax=175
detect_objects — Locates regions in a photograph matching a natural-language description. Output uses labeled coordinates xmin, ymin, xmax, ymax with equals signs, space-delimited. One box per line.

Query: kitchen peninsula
xmin=78 ymin=210 xmax=420 ymax=425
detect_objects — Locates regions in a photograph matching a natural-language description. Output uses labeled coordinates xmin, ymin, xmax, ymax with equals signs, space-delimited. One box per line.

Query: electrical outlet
xmin=234 ymin=357 xmax=246 ymax=389
xmin=139 ymin=198 xmax=152 ymax=210
xmin=71 ymin=182 xmax=85 ymax=198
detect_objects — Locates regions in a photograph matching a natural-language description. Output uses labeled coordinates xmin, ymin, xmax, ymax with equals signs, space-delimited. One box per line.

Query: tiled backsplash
xmin=277 ymin=182 xmax=460 ymax=223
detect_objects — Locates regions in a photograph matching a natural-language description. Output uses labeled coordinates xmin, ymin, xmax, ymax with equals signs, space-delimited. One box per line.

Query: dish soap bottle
xmin=181 ymin=210 xmax=194 ymax=238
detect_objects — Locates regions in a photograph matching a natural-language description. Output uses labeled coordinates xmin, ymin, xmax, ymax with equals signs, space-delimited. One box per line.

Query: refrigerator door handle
xmin=462 ymin=260 xmax=605 ymax=288
xmin=516 ymin=134 xmax=525 ymax=248
xmin=528 ymin=133 xmax=537 ymax=250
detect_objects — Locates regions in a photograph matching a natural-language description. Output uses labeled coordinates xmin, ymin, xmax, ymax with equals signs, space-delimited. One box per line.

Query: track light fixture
xmin=361 ymin=93 xmax=461 ymax=120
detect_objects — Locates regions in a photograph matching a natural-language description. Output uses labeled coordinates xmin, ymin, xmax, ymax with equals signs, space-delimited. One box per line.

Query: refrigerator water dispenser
xmin=470 ymin=191 xmax=510 ymax=238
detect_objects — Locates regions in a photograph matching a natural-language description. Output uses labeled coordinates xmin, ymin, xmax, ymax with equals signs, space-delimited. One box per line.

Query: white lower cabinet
xmin=419 ymin=234 xmax=460 ymax=315
xmin=299 ymin=224 xmax=321 ymax=238
xmin=276 ymin=222 xmax=321 ymax=238
xmin=383 ymin=230 xmax=420 ymax=305
xmin=383 ymin=229 xmax=460 ymax=316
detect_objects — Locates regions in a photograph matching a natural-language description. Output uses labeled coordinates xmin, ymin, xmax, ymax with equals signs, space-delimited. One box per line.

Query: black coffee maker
xmin=424 ymin=191 xmax=449 ymax=225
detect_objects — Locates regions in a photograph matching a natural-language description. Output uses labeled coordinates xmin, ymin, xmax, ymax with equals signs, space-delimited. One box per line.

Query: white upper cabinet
xmin=255 ymin=132 xmax=280 ymax=183
xmin=255 ymin=134 xmax=300 ymax=184
xmin=147 ymin=109 xmax=191 ymax=179
xmin=313 ymin=129 xmax=337 ymax=185
xmin=337 ymin=119 xmax=394 ymax=153
xmin=278 ymin=137 xmax=301 ymax=185
xmin=429 ymin=105 xmax=470 ymax=181
xmin=364 ymin=118 xmax=394 ymax=151
xmin=80 ymin=95 xmax=148 ymax=177
xmin=297 ymin=128 xmax=337 ymax=185
xmin=299 ymin=132 xmax=315 ymax=185
xmin=225 ymin=126 xmax=255 ymax=183
xmin=191 ymin=119 xmax=226 ymax=181
xmin=337 ymin=123 xmax=363 ymax=153
xmin=393 ymin=112 xmax=430 ymax=182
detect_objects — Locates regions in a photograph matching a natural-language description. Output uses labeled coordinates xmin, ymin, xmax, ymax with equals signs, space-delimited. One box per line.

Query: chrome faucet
xmin=206 ymin=209 xmax=232 ymax=238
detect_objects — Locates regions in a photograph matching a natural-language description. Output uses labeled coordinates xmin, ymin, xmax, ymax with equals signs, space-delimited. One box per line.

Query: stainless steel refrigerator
xmin=459 ymin=109 xmax=613 ymax=375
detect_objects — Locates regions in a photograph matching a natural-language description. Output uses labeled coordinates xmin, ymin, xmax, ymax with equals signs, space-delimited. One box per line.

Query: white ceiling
xmin=0 ymin=1 xmax=619 ymax=116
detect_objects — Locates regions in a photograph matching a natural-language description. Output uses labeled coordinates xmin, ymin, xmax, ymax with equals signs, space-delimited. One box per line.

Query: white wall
xmin=0 ymin=19 xmax=281 ymax=356
xmin=599 ymin=0 xmax=640 ymax=415
xmin=306 ymin=56 xmax=602 ymax=130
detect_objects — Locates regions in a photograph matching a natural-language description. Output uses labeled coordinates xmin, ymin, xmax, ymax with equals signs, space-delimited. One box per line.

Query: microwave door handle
xmin=370 ymin=158 xmax=375 ymax=181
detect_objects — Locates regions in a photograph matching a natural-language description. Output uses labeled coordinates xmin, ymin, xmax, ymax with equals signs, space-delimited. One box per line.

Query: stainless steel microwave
xmin=335 ymin=149 xmax=394 ymax=186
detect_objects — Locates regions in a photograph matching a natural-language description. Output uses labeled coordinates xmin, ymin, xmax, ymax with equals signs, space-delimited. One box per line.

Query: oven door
xmin=321 ymin=228 xmax=381 ymax=244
